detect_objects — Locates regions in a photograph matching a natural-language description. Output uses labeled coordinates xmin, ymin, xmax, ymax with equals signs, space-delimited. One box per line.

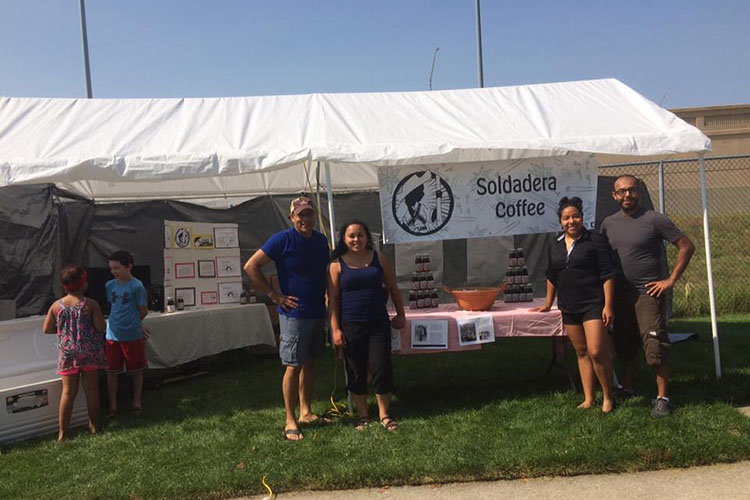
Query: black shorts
xmin=561 ymin=305 xmax=602 ymax=325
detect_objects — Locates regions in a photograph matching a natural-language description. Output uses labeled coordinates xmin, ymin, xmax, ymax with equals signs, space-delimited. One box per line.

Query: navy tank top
xmin=339 ymin=251 xmax=388 ymax=322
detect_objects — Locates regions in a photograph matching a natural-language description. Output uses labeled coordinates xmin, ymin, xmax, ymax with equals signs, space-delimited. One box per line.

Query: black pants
xmin=342 ymin=317 xmax=394 ymax=395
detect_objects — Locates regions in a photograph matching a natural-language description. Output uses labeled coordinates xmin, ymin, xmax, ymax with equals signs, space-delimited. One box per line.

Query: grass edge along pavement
xmin=1 ymin=315 xmax=748 ymax=500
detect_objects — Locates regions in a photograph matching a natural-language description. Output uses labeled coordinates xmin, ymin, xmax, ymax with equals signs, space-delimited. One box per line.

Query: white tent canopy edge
xmin=0 ymin=78 xmax=720 ymax=378
xmin=0 ymin=78 xmax=710 ymax=200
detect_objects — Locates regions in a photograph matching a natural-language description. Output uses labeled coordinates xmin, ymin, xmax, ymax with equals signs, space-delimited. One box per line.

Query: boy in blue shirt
xmin=105 ymin=250 xmax=149 ymax=416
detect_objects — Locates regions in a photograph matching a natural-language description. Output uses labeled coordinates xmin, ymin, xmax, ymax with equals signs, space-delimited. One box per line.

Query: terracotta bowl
xmin=446 ymin=285 xmax=507 ymax=311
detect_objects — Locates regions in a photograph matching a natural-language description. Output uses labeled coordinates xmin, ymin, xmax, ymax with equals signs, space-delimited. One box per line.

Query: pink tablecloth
xmin=395 ymin=298 xmax=563 ymax=355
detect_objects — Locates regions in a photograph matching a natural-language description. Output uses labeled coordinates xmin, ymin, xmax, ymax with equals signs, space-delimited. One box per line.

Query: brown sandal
xmin=354 ymin=417 xmax=371 ymax=431
xmin=380 ymin=416 xmax=398 ymax=432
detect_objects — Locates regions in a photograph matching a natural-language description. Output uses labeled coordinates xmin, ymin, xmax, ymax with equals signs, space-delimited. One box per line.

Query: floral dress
xmin=56 ymin=299 xmax=107 ymax=374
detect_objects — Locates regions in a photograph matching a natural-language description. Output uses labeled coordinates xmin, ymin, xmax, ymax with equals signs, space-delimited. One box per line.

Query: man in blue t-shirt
xmin=244 ymin=196 xmax=330 ymax=441
xmin=105 ymin=250 xmax=149 ymax=417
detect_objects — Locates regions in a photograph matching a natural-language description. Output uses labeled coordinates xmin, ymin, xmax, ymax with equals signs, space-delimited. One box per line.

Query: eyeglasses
xmin=614 ymin=187 xmax=638 ymax=196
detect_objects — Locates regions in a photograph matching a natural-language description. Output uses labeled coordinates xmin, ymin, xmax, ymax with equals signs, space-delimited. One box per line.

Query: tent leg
xmin=324 ymin=162 xmax=351 ymax=410
xmin=699 ymin=153 xmax=721 ymax=380
xmin=324 ymin=162 xmax=337 ymax=246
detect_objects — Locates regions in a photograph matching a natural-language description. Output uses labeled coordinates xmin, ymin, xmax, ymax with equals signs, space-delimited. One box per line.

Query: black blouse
xmin=545 ymin=229 xmax=616 ymax=313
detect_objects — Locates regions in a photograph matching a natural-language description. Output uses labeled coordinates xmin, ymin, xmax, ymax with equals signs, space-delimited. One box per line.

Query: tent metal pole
xmin=699 ymin=153 xmax=721 ymax=379
xmin=324 ymin=161 xmax=336 ymax=246
xmin=324 ymin=161 xmax=352 ymax=411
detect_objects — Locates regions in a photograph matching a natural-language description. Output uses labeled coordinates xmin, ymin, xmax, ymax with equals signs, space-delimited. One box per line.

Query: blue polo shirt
xmin=261 ymin=228 xmax=329 ymax=319
xmin=105 ymin=277 xmax=147 ymax=341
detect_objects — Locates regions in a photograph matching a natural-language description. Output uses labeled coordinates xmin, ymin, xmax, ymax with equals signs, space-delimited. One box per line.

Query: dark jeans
xmin=342 ymin=316 xmax=394 ymax=395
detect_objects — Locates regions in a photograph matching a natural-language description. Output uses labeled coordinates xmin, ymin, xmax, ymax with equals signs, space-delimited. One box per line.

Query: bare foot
xmin=299 ymin=414 xmax=332 ymax=425
xmin=577 ymin=400 xmax=595 ymax=409
xmin=602 ymin=399 xmax=616 ymax=413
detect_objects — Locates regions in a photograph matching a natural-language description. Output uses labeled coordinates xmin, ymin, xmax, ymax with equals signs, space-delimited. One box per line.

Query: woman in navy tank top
xmin=328 ymin=219 xmax=405 ymax=431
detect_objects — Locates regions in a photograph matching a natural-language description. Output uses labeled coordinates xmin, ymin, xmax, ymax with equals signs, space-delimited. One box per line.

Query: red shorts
xmin=59 ymin=366 xmax=101 ymax=376
xmin=105 ymin=339 xmax=148 ymax=374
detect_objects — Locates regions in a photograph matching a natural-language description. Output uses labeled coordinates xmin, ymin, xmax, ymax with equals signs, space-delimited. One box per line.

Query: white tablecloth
xmin=143 ymin=304 xmax=275 ymax=369
xmin=0 ymin=316 xmax=56 ymax=386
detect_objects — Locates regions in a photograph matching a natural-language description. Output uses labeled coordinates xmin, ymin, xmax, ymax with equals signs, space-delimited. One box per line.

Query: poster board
xmin=378 ymin=154 xmax=598 ymax=243
xmin=163 ymin=221 xmax=242 ymax=310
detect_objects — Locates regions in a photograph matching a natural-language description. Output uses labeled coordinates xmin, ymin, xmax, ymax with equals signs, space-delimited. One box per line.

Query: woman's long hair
xmin=332 ymin=219 xmax=374 ymax=260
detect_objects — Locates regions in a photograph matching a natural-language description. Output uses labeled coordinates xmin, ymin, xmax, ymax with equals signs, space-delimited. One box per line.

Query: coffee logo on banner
xmin=391 ymin=171 xmax=454 ymax=236
xmin=174 ymin=228 xmax=191 ymax=248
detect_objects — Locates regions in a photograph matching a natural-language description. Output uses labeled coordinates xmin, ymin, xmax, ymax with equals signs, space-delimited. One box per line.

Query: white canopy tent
xmin=0 ymin=78 xmax=721 ymax=377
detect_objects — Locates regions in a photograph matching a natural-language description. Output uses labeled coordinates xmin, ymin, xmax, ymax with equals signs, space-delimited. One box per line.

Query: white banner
xmin=378 ymin=154 xmax=598 ymax=243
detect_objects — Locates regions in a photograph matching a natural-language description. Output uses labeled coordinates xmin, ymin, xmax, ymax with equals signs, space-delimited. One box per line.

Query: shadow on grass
xmin=6 ymin=316 xmax=745 ymax=450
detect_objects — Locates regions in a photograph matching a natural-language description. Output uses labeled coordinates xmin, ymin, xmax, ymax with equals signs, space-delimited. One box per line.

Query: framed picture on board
xmin=201 ymin=291 xmax=218 ymax=305
xmin=193 ymin=234 xmax=214 ymax=249
xmin=174 ymin=288 xmax=196 ymax=307
xmin=198 ymin=260 xmax=216 ymax=278
xmin=174 ymin=262 xmax=195 ymax=279
xmin=214 ymin=226 xmax=239 ymax=248
xmin=218 ymin=282 xmax=242 ymax=304
xmin=216 ymin=256 xmax=241 ymax=278
xmin=164 ymin=257 xmax=174 ymax=281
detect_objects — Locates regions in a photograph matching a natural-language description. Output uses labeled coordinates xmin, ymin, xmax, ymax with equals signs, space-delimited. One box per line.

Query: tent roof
xmin=0 ymin=78 xmax=710 ymax=201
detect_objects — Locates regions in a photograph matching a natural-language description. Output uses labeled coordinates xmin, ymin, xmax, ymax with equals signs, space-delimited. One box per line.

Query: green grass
xmin=2 ymin=315 xmax=749 ymax=500
xmin=669 ymin=213 xmax=750 ymax=316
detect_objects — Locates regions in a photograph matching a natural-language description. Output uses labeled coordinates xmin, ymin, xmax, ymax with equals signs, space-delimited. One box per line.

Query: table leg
xmin=547 ymin=337 xmax=577 ymax=392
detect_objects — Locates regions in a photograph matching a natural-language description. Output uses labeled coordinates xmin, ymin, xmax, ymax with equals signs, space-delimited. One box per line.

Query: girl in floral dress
xmin=43 ymin=265 xmax=107 ymax=440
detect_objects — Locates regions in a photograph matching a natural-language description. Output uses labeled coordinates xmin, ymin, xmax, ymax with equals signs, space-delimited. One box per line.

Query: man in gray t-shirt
xmin=600 ymin=174 xmax=695 ymax=418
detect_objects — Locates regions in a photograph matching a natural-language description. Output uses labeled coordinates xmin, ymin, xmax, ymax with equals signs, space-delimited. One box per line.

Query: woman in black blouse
xmin=531 ymin=197 xmax=616 ymax=412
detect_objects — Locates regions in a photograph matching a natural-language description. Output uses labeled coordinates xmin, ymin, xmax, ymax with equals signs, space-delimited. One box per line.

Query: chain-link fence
xmin=599 ymin=154 xmax=750 ymax=318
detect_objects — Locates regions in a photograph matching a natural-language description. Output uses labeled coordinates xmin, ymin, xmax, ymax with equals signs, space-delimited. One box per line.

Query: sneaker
xmin=651 ymin=397 xmax=672 ymax=418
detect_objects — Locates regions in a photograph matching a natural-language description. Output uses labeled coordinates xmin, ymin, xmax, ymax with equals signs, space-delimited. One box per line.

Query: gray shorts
xmin=278 ymin=315 xmax=326 ymax=366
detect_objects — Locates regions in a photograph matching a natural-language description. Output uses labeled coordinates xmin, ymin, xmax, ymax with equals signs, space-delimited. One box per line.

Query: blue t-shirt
xmin=105 ymin=277 xmax=147 ymax=341
xmin=261 ymin=228 xmax=329 ymax=319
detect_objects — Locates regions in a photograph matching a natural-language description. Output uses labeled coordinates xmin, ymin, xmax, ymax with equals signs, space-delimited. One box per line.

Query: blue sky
xmin=1 ymin=1 xmax=748 ymax=108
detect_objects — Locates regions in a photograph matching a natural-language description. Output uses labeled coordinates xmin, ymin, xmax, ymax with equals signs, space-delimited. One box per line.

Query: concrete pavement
xmin=240 ymin=461 xmax=750 ymax=500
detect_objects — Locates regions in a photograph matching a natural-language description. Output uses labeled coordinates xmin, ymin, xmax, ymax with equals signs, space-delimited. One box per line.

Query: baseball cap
xmin=289 ymin=196 xmax=315 ymax=215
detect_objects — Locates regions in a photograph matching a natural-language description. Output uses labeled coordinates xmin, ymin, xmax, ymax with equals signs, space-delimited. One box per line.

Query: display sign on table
xmin=378 ymin=154 xmax=598 ymax=243
xmin=163 ymin=221 xmax=241 ymax=311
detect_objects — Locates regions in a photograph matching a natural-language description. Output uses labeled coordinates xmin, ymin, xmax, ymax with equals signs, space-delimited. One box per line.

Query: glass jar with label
xmin=166 ymin=297 xmax=175 ymax=313
xmin=517 ymin=248 xmax=526 ymax=267
xmin=408 ymin=292 xmax=417 ymax=309
xmin=423 ymin=254 xmax=431 ymax=272
xmin=411 ymin=272 xmax=420 ymax=290
xmin=508 ymin=249 xmax=518 ymax=267
xmin=176 ymin=297 xmax=185 ymax=311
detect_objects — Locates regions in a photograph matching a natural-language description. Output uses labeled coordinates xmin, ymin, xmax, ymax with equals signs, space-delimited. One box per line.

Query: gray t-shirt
xmin=600 ymin=208 xmax=684 ymax=294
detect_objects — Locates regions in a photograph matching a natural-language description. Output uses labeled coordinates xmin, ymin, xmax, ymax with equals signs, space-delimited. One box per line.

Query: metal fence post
xmin=658 ymin=159 xmax=665 ymax=214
